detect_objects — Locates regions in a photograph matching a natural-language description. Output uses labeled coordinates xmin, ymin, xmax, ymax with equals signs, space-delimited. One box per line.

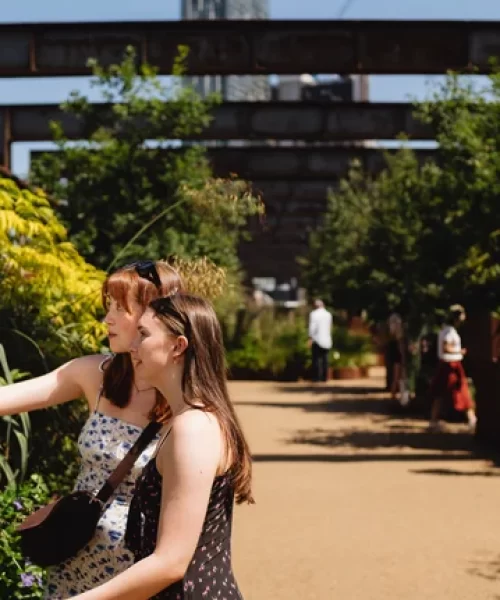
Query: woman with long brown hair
xmin=73 ymin=293 xmax=254 ymax=600
xmin=0 ymin=261 xmax=182 ymax=598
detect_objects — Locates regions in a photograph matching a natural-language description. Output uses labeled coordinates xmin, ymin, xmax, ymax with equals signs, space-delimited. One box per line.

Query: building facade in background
xmin=273 ymin=74 xmax=370 ymax=102
xmin=181 ymin=0 xmax=270 ymax=101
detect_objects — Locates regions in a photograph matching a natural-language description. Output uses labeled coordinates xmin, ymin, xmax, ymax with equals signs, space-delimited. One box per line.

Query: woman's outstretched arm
xmin=0 ymin=354 xmax=105 ymax=415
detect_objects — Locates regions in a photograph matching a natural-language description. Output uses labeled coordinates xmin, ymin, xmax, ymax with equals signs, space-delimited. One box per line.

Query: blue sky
xmin=1 ymin=0 xmax=500 ymax=174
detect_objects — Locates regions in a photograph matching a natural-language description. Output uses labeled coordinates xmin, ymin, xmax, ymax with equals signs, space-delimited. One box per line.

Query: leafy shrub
xmin=330 ymin=327 xmax=377 ymax=369
xmin=0 ymin=174 xmax=107 ymax=372
xmin=225 ymin=308 xmax=311 ymax=379
xmin=224 ymin=307 xmax=380 ymax=379
xmin=27 ymin=401 xmax=86 ymax=497
xmin=0 ymin=474 xmax=52 ymax=599
xmin=0 ymin=343 xmax=32 ymax=488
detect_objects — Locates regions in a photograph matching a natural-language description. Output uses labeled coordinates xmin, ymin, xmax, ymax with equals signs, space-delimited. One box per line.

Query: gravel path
xmin=229 ymin=377 xmax=500 ymax=600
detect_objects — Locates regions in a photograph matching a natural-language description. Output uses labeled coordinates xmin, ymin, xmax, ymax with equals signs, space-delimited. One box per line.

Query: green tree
xmin=303 ymin=71 xmax=500 ymax=333
xmin=417 ymin=72 xmax=500 ymax=311
xmin=31 ymin=47 xmax=262 ymax=273
xmin=299 ymin=160 xmax=373 ymax=313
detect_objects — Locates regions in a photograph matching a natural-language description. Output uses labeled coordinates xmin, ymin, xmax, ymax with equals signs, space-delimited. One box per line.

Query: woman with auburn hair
xmin=0 ymin=261 xmax=182 ymax=598
xmin=73 ymin=293 xmax=254 ymax=600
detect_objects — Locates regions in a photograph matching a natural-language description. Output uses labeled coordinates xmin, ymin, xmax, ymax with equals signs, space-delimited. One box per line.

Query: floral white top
xmin=44 ymin=405 xmax=158 ymax=598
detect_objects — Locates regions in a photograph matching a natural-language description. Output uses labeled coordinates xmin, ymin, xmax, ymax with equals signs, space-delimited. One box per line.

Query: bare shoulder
xmin=72 ymin=353 xmax=109 ymax=368
xmin=59 ymin=354 xmax=110 ymax=405
xmin=63 ymin=354 xmax=108 ymax=380
xmin=158 ymin=409 xmax=221 ymax=476
xmin=174 ymin=409 xmax=221 ymax=440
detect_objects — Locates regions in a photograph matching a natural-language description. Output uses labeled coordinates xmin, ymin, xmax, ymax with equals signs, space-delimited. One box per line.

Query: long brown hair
xmin=150 ymin=294 xmax=254 ymax=505
xmin=101 ymin=262 xmax=183 ymax=421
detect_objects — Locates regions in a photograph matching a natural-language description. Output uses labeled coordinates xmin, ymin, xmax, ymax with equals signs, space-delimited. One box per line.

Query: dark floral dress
xmin=125 ymin=458 xmax=243 ymax=599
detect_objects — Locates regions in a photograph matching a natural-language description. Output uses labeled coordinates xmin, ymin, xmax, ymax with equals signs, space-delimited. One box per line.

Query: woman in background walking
xmin=428 ymin=304 xmax=477 ymax=432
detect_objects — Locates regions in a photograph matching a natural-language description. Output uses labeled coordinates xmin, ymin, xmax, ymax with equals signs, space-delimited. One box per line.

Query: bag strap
xmin=96 ymin=421 xmax=162 ymax=504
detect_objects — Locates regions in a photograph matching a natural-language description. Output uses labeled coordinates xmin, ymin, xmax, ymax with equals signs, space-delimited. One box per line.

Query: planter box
xmin=333 ymin=366 xmax=362 ymax=380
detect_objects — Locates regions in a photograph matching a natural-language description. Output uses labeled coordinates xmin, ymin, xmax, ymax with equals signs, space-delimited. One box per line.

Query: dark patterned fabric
xmin=126 ymin=460 xmax=243 ymax=599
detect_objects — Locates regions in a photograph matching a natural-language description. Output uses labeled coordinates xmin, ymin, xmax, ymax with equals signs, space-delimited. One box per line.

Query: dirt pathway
xmin=229 ymin=377 xmax=500 ymax=600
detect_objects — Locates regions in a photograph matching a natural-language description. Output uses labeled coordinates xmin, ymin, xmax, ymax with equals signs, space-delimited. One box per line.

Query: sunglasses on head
xmin=151 ymin=296 xmax=191 ymax=338
xmin=122 ymin=260 xmax=162 ymax=290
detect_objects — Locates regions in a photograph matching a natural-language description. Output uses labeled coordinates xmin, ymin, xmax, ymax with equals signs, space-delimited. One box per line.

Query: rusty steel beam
xmin=27 ymin=146 xmax=437 ymax=180
xmin=239 ymin=240 xmax=307 ymax=279
xmin=0 ymin=102 xmax=432 ymax=144
xmin=206 ymin=146 xmax=436 ymax=180
xmin=204 ymin=102 xmax=432 ymax=141
xmin=0 ymin=20 xmax=499 ymax=77
xmin=251 ymin=180 xmax=337 ymax=209
xmin=27 ymin=146 xmax=436 ymax=179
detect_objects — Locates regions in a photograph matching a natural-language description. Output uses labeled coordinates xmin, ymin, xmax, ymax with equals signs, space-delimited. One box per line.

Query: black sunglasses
xmin=122 ymin=260 xmax=162 ymax=290
xmin=151 ymin=296 xmax=191 ymax=338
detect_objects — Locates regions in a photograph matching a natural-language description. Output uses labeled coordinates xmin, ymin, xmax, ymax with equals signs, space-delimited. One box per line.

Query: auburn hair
xmin=150 ymin=294 xmax=254 ymax=505
xmin=101 ymin=262 xmax=183 ymax=421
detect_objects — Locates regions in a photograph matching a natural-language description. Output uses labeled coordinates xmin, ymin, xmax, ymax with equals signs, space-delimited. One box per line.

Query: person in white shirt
xmin=429 ymin=304 xmax=477 ymax=432
xmin=308 ymin=299 xmax=333 ymax=382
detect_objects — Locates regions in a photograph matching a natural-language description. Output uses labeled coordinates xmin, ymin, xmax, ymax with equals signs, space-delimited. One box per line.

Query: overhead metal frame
xmin=0 ymin=19 xmax=498 ymax=77
xmin=28 ymin=146 xmax=437 ymax=181
xmin=0 ymin=101 xmax=433 ymax=168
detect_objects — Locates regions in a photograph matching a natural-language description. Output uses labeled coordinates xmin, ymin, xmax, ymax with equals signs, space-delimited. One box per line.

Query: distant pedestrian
xmin=386 ymin=313 xmax=405 ymax=402
xmin=308 ymin=299 xmax=332 ymax=382
xmin=428 ymin=304 xmax=477 ymax=432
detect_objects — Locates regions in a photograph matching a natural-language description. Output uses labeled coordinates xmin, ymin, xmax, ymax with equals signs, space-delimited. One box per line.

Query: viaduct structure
xmin=1 ymin=19 xmax=500 ymax=281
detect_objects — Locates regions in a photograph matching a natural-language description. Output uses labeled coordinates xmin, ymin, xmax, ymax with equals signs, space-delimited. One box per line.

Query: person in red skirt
xmin=428 ymin=304 xmax=477 ymax=432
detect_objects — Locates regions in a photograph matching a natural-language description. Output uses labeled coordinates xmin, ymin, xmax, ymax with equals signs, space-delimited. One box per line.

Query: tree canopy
xmin=32 ymin=47 xmax=262 ymax=274
xmin=302 ymin=72 xmax=500 ymax=334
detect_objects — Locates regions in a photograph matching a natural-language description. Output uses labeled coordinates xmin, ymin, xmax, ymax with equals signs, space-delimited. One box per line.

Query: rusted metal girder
xmin=239 ymin=239 xmax=307 ymax=279
xmin=27 ymin=146 xmax=436 ymax=180
xmin=0 ymin=102 xmax=432 ymax=147
xmin=0 ymin=101 xmax=433 ymax=169
xmin=206 ymin=146 xmax=436 ymax=180
xmin=0 ymin=20 xmax=499 ymax=77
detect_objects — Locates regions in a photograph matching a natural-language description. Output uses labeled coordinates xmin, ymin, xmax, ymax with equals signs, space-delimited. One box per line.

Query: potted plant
xmin=329 ymin=327 xmax=377 ymax=380
xmin=331 ymin=351 xmax=362 ymax=379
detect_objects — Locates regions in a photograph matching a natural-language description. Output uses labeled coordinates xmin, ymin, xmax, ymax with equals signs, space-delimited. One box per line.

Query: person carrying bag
xmin=17 ymin=421 xmax=161 ymax=567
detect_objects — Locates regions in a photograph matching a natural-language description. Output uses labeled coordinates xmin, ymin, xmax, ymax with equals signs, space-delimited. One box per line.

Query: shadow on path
xmin=234 ymin=394 xmax=396 ymax=421
xmin=411 ymin=467 xmax=500 ymax=477
xmin=274 ymin=384 xmax=384 ymax=396
xmin=235 ymin=381 xmax=429 ymax=422
xmin=252 ymin=453 xmax=479 ymax=463
xmin=468 ymin=553 xmax=500 ymax=582
xmin=243 ymin=379 xmax=500 ymax=470
xmin=289 ymin=425 xmax=476 ymax=453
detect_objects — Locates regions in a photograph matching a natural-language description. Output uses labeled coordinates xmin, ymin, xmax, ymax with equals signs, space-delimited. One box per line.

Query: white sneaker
xmin=467 ymin=417 xmax=477 ymax=433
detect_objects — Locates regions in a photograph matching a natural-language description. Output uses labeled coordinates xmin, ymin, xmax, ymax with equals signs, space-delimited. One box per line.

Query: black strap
xmin=96 ymin=421 xmax=162 ymax=504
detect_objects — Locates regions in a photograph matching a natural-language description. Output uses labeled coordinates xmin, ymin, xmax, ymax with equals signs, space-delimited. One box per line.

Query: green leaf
xmin=12 ymin=430 xmax=28 ymax=483
xmin=0 ymin=456 xmax=15 ymax=486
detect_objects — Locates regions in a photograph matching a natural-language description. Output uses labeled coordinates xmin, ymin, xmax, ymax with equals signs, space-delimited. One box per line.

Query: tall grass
xmin=0 ymin=344 xmax=31 ymax=488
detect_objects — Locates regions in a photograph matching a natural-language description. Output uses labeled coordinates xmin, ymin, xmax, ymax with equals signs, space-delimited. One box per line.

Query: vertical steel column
xmin=1 ymin=108 xmax=12 ymax=169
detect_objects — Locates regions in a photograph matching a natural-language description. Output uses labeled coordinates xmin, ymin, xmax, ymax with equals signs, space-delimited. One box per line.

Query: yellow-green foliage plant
xmin=0 ymin=174 xmax=229 ymax=487
xmin=0 ymin=175 xmax=107 ymax=365
xmin=0 ymin=176 xmax=230 ymax=367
